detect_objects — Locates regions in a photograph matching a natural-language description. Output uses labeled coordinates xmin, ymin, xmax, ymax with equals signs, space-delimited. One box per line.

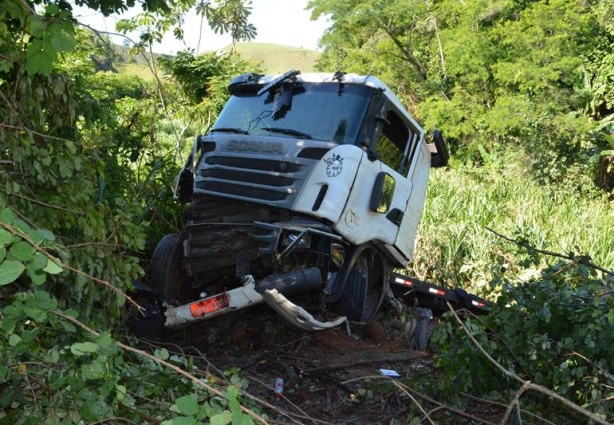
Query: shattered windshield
xmin=211 ymin=83 xmax=373 ymax=145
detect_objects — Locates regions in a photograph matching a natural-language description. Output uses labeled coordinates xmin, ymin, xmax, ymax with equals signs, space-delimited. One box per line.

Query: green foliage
xmin=431 ymin=261 xmax=614 ymax=421
xmin=0 ymin=41 xmax=151 ymax=322
xmin=116 ymin=0 xmax=256 ymax=51
xmin=203 ymin=0 xmax=257 ymax=43
xmin=0 ymin=0 xmax=169 ymax=77
xmin=308 ymin=0 xmax=614 ymax=189
xmin=410 ymin=160 xmax=614 ymax=292
xmin=0 ymin=208 xmax=63 ymax=288
xmin=72 ymin=0 xmax=171 ymax=16
xmin=26 ymin=5 xmax=76 ymax=75
xmin=158 ymin=49 xmax=255 ymax=106
xmin=160 ymin=386 xmax=255 ymax=425
xmin=1 ymin=0 xmax=277 ymax=419
xmin=0 ymin=217 xmax=259 ymax=422
xmin=1 ymin=274 xmax=258 ymax=422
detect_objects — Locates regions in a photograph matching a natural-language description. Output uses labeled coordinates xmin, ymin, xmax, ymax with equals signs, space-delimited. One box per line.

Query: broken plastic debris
xmin=274 ymin=378 xmax=284 ymax=397
xmin=262 ymin=288 xmax=346 ymax=331
xmin=379 ymin=368 xmax=401 ymax=378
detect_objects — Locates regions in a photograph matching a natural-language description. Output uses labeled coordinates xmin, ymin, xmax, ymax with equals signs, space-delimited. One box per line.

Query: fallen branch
xmin=486 ymin=227 xmax=614 ymax=277
xmin=445 ymin=301 xmax=611 ymax=425
xmin=300 ymin=351 xmax=428 ymax=374
xmin=342 ymin=375 xmax=497 ymax=425
xmin=247 ymin=374 xmax=333 ymax=425
xmin=501 ymin=380 xmax=531 ymax=425
xmin=390 ymin=380 xmax=436 ymax=425
xmin=460 ymin=392 xmax=556 ymax=425
xmin=52 ymin=310 xmax=270 ymax=424
xmin=0 ymin=188 xmax=85 ymax=215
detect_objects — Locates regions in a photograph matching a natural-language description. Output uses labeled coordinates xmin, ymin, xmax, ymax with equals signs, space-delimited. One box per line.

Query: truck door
xmin=372 ymin=109 xmax=429 ymax=265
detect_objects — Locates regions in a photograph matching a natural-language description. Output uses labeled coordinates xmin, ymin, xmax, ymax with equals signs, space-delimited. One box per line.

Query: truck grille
xmin=200 ymin=169 xmax=294 ymax=187
xmin=195 ymin=155 xmax=302 ymax=203
xmin=196 ymin=180 xmax=289 ymax=201
xmin=193 ymin=136 xmax=334 ymax=209
xmin=205 ymin=157 xmax=302 ymax=173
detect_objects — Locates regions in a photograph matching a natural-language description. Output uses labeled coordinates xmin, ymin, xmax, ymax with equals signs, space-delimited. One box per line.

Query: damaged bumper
xmin=262 ymin=289 xmax=346 ymax=331
xmin=164 ymin=269 xmax=346 ymax=331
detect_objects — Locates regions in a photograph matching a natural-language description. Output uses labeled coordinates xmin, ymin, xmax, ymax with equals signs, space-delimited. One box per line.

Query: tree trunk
xmin=596 ymin=154 xmax=614 ymax=193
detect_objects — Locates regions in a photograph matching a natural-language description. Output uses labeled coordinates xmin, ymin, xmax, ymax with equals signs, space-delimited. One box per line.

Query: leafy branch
xmin=445 ymin=300 xmax=611 ymax=425
xmin=52 ymin=310 xmax=270 ymax=424
xmin=0 ymin=220 xmax=143 ymax=311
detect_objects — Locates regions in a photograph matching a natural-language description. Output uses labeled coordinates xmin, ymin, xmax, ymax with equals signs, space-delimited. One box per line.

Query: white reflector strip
xmin=394 ymin=277 xmax=413 ymax=286
xmin=429 ymin=288 xmax=445 ymax=296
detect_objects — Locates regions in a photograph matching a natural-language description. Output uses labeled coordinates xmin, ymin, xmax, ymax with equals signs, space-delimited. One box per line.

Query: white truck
xmin=143 ymin=70 xmax=450 ymax=332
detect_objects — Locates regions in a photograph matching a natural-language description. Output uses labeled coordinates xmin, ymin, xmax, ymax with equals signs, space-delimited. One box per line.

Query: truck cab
xmin=153 ymin=70 xmax=448 ymax=330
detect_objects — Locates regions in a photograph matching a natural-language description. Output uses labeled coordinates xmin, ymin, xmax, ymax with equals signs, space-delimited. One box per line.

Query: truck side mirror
xmin=429 ymin=130 xmax=449 ymax=168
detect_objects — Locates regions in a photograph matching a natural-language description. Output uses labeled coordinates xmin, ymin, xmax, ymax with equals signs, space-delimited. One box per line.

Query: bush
xmin=431 ymin=259 xmax=614 ymax=422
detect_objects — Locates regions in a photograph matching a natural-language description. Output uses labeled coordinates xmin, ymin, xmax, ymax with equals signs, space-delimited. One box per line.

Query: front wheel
xmin=148 ymin=233 xmax=188 ymax=306
xmin=330 ymin=244 xmax=389 ymax=323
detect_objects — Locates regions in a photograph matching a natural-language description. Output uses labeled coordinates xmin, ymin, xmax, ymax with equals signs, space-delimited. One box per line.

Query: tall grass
xmin=409 ymin=161 xmax=614 ymax=295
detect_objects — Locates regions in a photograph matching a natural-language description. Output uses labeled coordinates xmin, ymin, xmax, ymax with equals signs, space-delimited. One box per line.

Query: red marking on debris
xmin=190 ymin=293 xmax=229 ymax=317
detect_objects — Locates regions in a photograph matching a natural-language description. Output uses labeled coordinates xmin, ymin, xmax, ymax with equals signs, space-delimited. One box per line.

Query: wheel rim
xmin=334 ymin=245 xmax=389 ymax=323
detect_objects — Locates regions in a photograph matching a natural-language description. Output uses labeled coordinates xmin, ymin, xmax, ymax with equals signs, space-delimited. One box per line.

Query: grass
xmin=117 ymin=63 xmax=158 ymax=81
xmin=222 ymin=42 xmax=320 ymax=74
xmin=409 ymin=161 xmax=614 ymax=295
xmin=114 ymin=42 xmax=320 ymax=80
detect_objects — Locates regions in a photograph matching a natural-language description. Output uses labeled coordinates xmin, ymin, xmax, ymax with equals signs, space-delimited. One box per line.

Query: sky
xmin=73 ymin=0 xmax=330 ymax=54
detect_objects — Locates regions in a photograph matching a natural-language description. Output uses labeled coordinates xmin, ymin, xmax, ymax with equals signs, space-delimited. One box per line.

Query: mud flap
xmin=262 ymin=289 xmax=347 ymax=331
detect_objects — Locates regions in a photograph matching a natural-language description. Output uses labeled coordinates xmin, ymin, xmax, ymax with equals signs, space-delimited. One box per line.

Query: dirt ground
xmin=137 ymin=302 xmax=502 ymax=425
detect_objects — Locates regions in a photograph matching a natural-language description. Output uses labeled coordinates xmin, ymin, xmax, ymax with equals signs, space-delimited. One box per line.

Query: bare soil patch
xmin=136 ymin=302 xmax=501 ymax=424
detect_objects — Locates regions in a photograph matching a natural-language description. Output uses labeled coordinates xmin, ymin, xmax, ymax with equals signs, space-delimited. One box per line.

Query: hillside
xmin=223 ymin=42 xmax=320 ymax=73
xmin=108 ymin=42 xmax=320 ymax=79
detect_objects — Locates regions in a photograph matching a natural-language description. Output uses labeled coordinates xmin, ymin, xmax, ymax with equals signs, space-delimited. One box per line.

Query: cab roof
xmin=244 ymin=71 xmax=422 ymax=136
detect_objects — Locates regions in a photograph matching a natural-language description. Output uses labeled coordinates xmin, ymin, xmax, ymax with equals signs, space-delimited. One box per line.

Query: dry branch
xmin=300 ymin=351 xmax=428 ymax=374
xmin=342 ymin=375 xmax=497 ymax=425
xmin=460 ymin=392 xmax=556 ymax=425
xmin=445 ymin=301 xmax=611 ymax=425
xmin=52 ymin=310 xmax=270 ymax=424
xmin=486 ymin=227 xmax=614 ymax=277
xmin=501 ymin=380 xmax=531 ymax=425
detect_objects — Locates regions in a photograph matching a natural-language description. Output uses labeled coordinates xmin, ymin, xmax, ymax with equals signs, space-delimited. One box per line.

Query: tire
xmin=148 ymin=233 xmax=188 ymax=306
xmin=332 ymin=244 xmax=389 ymax=323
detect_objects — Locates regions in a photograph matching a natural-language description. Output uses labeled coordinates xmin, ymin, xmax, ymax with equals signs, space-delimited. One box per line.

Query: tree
xmin=0 ymin=0 xmax=261 ymax=331
xmin=115 ymin=0 xmax=257 ymax=54
xmin=308 ymin=0 xmax=613 ymax=188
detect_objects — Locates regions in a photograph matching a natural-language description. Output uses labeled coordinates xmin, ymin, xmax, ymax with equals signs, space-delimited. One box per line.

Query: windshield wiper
xmin=210 ymin=127 xmax=249 ymax=135
xmin=257 ymin=69 xmax=301 ymax=96
xmin=262 ymin=127 xmax=312 ymax=139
